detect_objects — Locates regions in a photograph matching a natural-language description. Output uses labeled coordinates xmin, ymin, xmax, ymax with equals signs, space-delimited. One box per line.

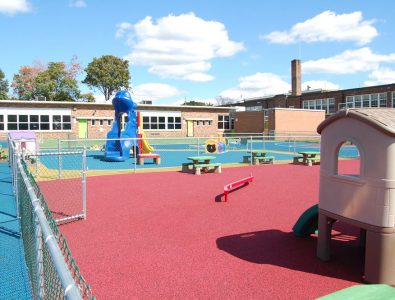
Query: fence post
xmin=250 ymin=136 xmax=253 ymax=166
xmin=15 ymin=152 xmax=20 ymax=217
xmin=133 ymin=138 xmax=137 ymax=173
xmin=82 ymin=146 xmax=87 ymax=220
xmin=34 ymin=215 xmax=45 ymax=298
xmin=58 ymin=139 xmax=62 ymax=179
xmin=197 ymin=137 xmax=200 ymax=156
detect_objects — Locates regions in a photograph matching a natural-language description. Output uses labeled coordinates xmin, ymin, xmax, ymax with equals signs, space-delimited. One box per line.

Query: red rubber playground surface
xmin=57 ymin=160 xmax=364 ymax=299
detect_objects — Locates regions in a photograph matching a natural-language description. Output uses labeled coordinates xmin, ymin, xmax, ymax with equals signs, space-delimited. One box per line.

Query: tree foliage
xmin=215 ymin=96 xmax=235 ymax=106
xmin=35 ymin=62 xmax=80 ymax=101
xmin=0 ymin=68 xmax=9 ymax=99
xmin=11 ymin=57 xmax=81 ymax=101
xmin=80 ymin=92 xmax=95 ymax=102
xmin=182 ymin=100 xmax=213 ymax=106
xmin=12 ymin=65 xmax=43 ymax=100
xmin=83 ymin=55 xmax=130 ymax=101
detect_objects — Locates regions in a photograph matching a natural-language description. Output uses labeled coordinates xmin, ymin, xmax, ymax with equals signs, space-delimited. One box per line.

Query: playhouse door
xmin=78 ymin=119 xmax=88 ymax=138
xmin=187 ymin=120 xmax=194 ymax=137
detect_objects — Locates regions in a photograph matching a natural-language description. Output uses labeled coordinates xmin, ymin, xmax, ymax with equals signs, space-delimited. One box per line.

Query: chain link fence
xmin=51 ymin=134 xmax=321 ymax=173
xmin=9 ymin=137 xmax=94 ymax=300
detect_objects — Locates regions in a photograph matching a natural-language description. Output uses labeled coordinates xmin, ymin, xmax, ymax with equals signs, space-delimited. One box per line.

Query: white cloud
xmin=116 ymin=13 xmax=245 ymax=81
xmin=0 ymin=0 xmax=31 ymax=14
xmin=262 ymin=10 xmax=378 ymax=45
xmin=69 ymin=0 xmax=87 ymax=8
xmin=364 ymin=68 xmax=395 ymax=86
xmin=303 ymin=47 xmax=395 ymax=74
xmin=220 ymin=73 xmax=290 ymax=100
xmin=302 ymin=80 xmax=340 ymax=91
xmin=133 ymin=83 xmax=183 ymax=102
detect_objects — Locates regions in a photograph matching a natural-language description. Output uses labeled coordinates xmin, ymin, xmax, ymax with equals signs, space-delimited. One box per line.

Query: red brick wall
xmin=234 ymin=111 xmax=265 ymax=133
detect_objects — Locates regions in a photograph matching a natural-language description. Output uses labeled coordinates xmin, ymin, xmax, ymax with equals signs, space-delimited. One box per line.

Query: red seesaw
xmin=223 ymin=173 xmax=254 ymax=202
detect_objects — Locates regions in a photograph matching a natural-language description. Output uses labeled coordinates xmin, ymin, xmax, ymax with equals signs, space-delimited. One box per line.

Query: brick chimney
xmin=291 ymin=59 xmax=301 ymax=96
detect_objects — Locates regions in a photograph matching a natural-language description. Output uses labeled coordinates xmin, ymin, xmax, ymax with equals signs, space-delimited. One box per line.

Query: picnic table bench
xmin=137 ymin=153 xmax=161 ymax=165
xmin=182 ymin=156 xmax=221 ymax=175
xmin=243 ymin=150 xmax=275 ymax=165
xmin=294 ymin=151 xmax=320 ymax=166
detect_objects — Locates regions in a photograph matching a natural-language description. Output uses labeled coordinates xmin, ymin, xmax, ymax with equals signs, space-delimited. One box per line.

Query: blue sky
xmin=1 ymin=0 xmax=395 ymax=104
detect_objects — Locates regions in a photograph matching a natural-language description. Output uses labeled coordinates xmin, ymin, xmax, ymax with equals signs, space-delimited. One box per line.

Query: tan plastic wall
xmin=319 ymin=117 xmax=395 ymax=227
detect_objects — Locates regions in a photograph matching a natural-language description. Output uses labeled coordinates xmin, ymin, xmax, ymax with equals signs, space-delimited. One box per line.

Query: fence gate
xmin=25 ymin=149 xmax=87 ymax=224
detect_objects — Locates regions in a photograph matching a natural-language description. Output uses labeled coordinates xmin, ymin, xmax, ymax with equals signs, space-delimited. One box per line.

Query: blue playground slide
xmin=104 ymin=90 xmax=138 ymax=162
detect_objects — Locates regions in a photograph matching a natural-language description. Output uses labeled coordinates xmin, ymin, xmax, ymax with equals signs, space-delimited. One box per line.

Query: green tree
xmin=35 ymin=62 xmax=80 ymax=101
xmin=0 ymin=68 xmax=9 ymax=99
xmin=80 ymin=92 xmax=95 ymax=102
xmin=83 ymin=55 xmax=130 ymax=101
xmin=183 ymin=100 xmax=213 ymax=106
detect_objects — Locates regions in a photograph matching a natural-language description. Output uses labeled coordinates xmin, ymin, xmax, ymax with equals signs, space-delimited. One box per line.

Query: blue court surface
xmin=0 ymin=162 xmax=32 ymax=299
xmin=36 ymin=140 xmax=359 ymax=171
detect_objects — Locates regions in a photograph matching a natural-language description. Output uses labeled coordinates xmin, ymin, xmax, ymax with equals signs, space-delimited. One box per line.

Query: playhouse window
xmin=337 ymin=141 xmax=360 ymax=177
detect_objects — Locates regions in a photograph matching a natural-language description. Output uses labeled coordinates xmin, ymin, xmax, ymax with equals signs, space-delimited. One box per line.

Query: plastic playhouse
xmin=316 ymin=108 xmax=395 ymax=284
xmin=8 ymin=131 xmax=38 ymax=158
xmin=104 ymin=90 xmax=159 ymax=163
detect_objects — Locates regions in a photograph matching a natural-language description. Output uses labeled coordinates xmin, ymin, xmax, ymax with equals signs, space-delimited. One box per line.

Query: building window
xmin=218 ymin=115 xmax=230 ymax=130
xmin=302 ymin=98 xmax=335 ymax=114
xmin=52 ymin=115 xmax=62 ymax=130
xmin=19 ymin=115 xmax=29 ymax=130
xmin=99 ymin=119 xmax=104 ymax=126
xmin=91 ymin=120 xmax=96 ymax=126
xmin=40 ymin=115 xmax=50 ymax=130
xmin=5 ymin=113 xmax=65 ymax=131
xmin=108 ymin=120 xmax=112 ymax=126
xmin=392 ymin=92 xmax=395 ymax=108
xmin=158 ymin=116 xmax=166 ymax=130
xmin=7 ymin=115 xmax=17 ymax=130
xmin=167 ymin=116 xmax=181 ymax=130
xmin=29 ymin=115 xmax=39 ymax=130
xmin=52 ymin=115 xmax=71 ymax=130
xmin=142 ymin=113 xmax=181 ymax=130
xmin=379 ymin=93 xmax=387 ymax=107
xmin=344 ymin=93 xmax=387 ymax=109
xmin=63 ymin=115 xmax=71 ymax=130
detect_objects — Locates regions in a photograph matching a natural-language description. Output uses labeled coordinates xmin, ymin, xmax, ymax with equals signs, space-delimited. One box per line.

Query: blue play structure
xmin=104 ymin=90 xmax=138 ymax=162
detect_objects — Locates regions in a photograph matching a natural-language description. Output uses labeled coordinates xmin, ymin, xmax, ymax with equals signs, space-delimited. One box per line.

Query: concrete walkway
xmin=0 ymin=162 xmax=31 ymax=299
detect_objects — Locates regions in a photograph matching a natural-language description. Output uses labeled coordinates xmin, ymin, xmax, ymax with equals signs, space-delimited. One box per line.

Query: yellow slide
xmin=141 ymin=132 xmax=154 ymax=153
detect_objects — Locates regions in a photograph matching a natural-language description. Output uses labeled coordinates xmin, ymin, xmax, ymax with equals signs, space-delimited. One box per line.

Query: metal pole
xmin=262 ymin=133 xmax=265 ymax=150
xmin=134 ymin=138 xmax=137 ymax=173
xmin=35 ymin=215 xmax=44 ymax=299
xmin=82 ymin=146 xmax=87 ymax=220
xmin=58 ymin=139 xmax=62 ymax=179
xmin=15 ymin=152 xmax=20 ymax=217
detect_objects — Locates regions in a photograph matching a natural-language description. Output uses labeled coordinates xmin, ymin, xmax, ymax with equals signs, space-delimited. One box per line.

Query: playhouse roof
xmin=317 ymin=108 xmax=395 ymax=136
xmin=8 ymin=131 xmax=36 ymax=140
